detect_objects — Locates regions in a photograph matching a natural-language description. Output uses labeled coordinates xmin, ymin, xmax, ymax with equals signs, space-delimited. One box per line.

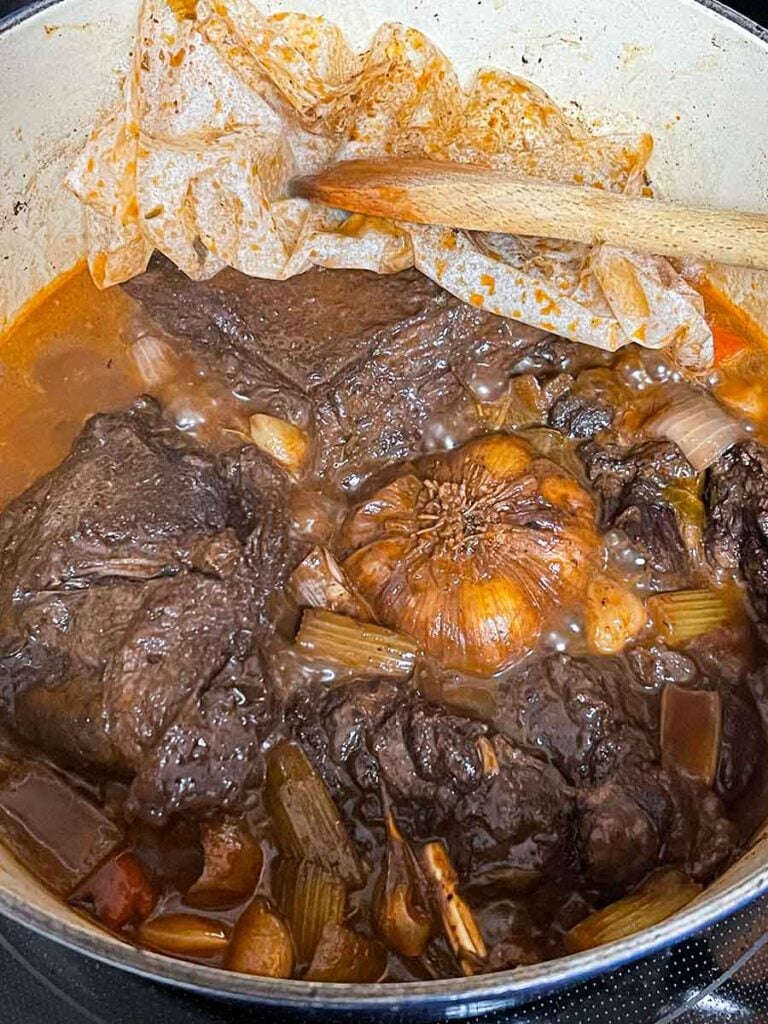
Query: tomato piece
xmin=79 ymin=851 xmax=157 ymax=930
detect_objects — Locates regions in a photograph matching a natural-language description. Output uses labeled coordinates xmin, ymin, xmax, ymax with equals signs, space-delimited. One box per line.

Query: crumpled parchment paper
xmin=66 ymin=0 xmax=714 ymax=368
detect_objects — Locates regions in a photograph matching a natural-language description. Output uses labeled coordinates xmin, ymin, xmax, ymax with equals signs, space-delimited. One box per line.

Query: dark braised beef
xmin=290 ymin=678 xmax=573 ymax=887
xmin=705 ymin=440 xmax=768 ymax=622
xmin=580 ymin=438 xmax=696 ymax=588
xmin=0 ymin=398 xmax=291 ymax=821
xmin=492 ymin=653 xmax=736 ymax=892
xmin=0 ymin=262 xmax=766 ymax=981
xmin=125 ymin=255 xmax=560 ymax=488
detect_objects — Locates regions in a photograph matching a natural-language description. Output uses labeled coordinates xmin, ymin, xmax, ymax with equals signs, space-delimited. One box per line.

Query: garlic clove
xmin=342 ymin=475 xmax=422 ymax=550
xmin=345 ymin=537 xmax=414 ymax=605
xmin=456 ymin=575 xmax=540 ymax=676
xmin=459 ymin=433 xmax=530 ymax=480
xmin=585 ymin=576 xmax=648 ymax=655
xmin=248 ymin=414 xmax=309 ymax=477
xmin=343 ymin=433 xmax=598 ymax=677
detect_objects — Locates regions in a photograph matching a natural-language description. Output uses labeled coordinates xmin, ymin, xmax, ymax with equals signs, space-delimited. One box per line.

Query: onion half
xmin=648 ymin=392 xmax=744 ymax=472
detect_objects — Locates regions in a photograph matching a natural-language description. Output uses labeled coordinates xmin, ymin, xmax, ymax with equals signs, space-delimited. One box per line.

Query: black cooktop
xmin=1 ymin=0 xmax=768 ymax=1019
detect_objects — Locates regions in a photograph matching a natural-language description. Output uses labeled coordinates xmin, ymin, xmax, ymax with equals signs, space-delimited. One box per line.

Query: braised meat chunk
xmin=705 ymin=440 xmax=768 ymax=621
xmin=492 ymin=653 xmax=659 ymax=785
xmin=290 ymin=678 xmax=573 ymax=887
xmin=0 ymin=256 xmax=764 ymax=981
xmin=580 ymin=439 xmax=696 ymax=588
xmin=0 ymin=399 xmax=291 ymax=821
xmin=126 ymin=256 xmax=560 ymax=488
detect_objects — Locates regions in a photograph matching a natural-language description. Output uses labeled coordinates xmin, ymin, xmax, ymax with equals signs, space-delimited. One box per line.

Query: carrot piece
xmin=79 ymin=851 xmax=157 ymax=930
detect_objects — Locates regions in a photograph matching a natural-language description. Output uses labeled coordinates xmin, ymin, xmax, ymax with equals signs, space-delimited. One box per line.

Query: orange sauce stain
xmin=534 ymin=287 xmax=560 ymax=317
xmin=480 ymin=274 xmax=496 ymax=295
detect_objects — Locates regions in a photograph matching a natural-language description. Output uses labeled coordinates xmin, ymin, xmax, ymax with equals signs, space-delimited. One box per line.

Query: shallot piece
xmin=185 ymin=819 xmax=263 ymax=910
xmin=137 ymin=914 xmax=231 ymax=958
xmin=373 ymin=809 xmax=431 ymax=958
xmin=226 ymin=897 xmax=295 ymax=978
xmin=420 ymin=841 xmax=487 ymax=975
xmin=648 ymin=392 xmax=745 ymax=472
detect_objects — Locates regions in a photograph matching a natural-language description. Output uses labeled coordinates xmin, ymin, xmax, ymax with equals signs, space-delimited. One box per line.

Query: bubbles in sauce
xmin=540 ymin=614 xmax=584 ymax=655
xmin=603 ymin=528 xmax=649 ymax=584
xmin=463 ymin=352 xmax=511 ymax=403
xmin=0 ymin=268 xmax=258 ymax=511
xmin=421 ymin=398 xmax=479 ymax=453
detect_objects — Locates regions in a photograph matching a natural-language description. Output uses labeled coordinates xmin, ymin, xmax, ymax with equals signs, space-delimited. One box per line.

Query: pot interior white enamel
xmin=2 ymin=0 xmax=768 ymax=1013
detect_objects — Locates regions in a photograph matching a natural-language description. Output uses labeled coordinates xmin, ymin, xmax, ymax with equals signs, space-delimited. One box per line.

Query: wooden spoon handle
xmin=292 ymin=158 xmax=768 ymax=269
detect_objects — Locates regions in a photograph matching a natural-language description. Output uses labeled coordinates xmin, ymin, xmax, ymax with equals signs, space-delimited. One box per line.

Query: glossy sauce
xmin=2 ymin=264 xmax=768 ymax=979
xmin=0 ymin=268 xmax=140 ymax=508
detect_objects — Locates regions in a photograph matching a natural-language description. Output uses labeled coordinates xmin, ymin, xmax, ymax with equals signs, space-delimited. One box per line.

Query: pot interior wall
xmin=2 ymin=0 xmax=768 ymax=999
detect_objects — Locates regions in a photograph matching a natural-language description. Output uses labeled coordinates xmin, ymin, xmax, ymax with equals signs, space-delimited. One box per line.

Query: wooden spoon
xmin=291 ymin=157 xmax=768 ymax=269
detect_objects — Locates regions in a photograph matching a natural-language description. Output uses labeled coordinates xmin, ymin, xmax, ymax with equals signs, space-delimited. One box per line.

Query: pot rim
xmin=1 ymin=0 xmax=768 ymax=1010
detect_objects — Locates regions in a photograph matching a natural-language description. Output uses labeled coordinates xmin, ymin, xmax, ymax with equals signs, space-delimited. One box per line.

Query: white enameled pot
xmin=1 ymin=0 xmax=768 ymax=1016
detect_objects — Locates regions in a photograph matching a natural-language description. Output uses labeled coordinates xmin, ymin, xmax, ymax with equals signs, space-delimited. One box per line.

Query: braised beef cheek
xmin=0 ymin=261 xmax=766 ymax=981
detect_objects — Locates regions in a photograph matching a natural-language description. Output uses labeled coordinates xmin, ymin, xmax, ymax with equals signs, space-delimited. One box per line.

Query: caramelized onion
xmin=304 ymin=924 xmax=387 ymax=983
xmin=661 ymin=684 xmax=722 ymax=787
xmin=566 ymin=868 xmax=701 ymax=952
xmin=226 ymin=897 xmax=294 ymax=978
xmin=648 ymin=392 xmax=744 ymax=472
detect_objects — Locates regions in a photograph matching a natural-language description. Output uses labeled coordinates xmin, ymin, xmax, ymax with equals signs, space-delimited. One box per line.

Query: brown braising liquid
xmin=1 ymin=262 xmax=768 ymax=978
